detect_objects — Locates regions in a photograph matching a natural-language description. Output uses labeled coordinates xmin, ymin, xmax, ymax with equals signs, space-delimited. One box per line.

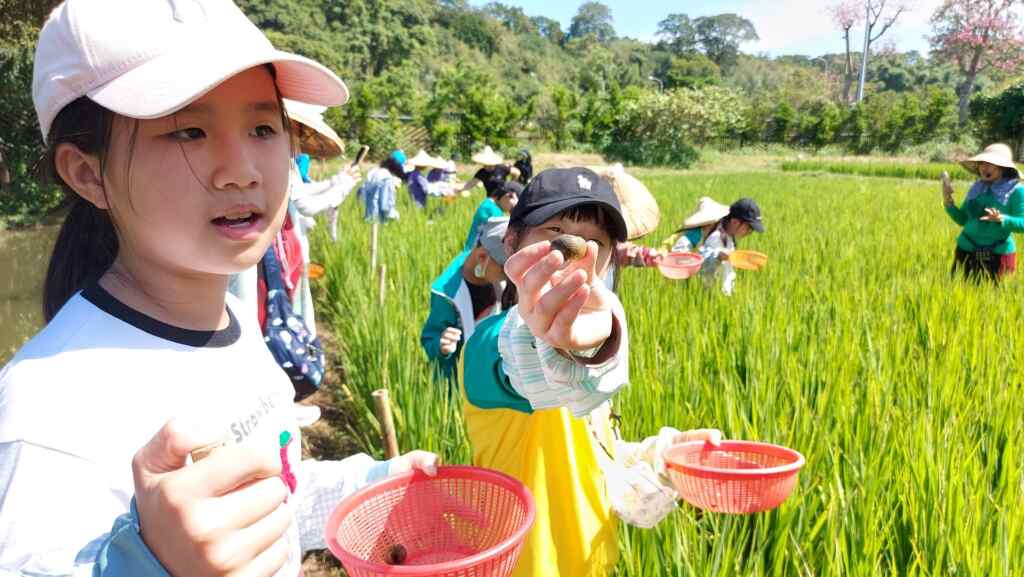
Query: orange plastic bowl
xmin=728 ymin=250 xmax=768 ymax=271
xmin=663 ymin=441 xmax=804 ymax=514
xmin=325 ymin=466 xmax=535 ymax=577
xmin=658 ymin=252 xmax=703 ymax=280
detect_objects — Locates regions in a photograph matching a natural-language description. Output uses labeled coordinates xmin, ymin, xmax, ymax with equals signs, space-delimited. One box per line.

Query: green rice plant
xmin=311 ymin=167 xmax=1023 ymax=576
xmin=781 ymin=160 xmax=976 ymax=182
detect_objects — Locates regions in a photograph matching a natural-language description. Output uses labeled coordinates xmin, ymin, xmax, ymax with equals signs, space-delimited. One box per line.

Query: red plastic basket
xmin=663 ymin=441 xmax=804 ymax=514
xmin=325 ymin=466 xmax=536 ymax=577
xmin=658 ymin=251 xmax=704 ymax=280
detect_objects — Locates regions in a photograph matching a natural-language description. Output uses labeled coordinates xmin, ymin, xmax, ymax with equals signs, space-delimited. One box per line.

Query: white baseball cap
xmin=33 ymin=0 xmax=349 ymax=141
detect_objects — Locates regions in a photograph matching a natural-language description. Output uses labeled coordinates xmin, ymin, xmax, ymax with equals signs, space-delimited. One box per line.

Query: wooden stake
xmin=378 ymin=264 xmax=387 ymax=306
xmin=372 ymin=389 xmax=400 ymax=459
xmin=370 ymin=221 xmax=379 ymax=271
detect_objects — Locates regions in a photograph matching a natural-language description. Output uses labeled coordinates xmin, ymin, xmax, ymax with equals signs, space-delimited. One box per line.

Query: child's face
xmin=497 ymin=191 xmax=518 ymax=213
xmin=978 ymin=162 xmax=1003 ymax=182
xmin=725 ymin=218 xmax=752 ymax=239
xmin=103 ymin=66 xmax=290 ymax=276
xmin=518 ymin=214 xmax=614 ymax=276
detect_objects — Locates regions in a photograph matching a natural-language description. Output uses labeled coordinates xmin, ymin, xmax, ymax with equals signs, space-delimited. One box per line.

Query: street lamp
xmin=647 ymin=76 xmax=663 ymax=92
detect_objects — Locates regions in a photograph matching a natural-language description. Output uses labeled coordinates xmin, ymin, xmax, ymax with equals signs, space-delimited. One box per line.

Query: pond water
xmin=0 ymin=226 xmax=57 ymax=365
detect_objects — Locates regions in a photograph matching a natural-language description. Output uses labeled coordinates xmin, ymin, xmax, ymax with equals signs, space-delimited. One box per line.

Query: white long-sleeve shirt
xmin=697 ymin=228 xmax=737 ymax=296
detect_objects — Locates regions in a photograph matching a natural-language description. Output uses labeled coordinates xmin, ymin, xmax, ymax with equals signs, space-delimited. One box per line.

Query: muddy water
xmin=0 ymin=227 xmax=57 ymax=364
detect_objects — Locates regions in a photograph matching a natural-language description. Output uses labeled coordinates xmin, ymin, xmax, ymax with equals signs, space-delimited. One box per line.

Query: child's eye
xmin=167 ymin=127 xmax=205 ymax=141
xmin=546 ymin=226 xmax=562 ymax=234
xmin=252 ymin=125 xmax=278 ymax=138
xmin=588 ymin=238 xmax=606 ymax=248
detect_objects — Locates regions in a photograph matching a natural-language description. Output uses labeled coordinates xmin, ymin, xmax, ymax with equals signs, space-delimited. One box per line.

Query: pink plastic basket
xmin=663 ymin=441 xmax=804 ymax=514
xmin=325 ymin=466 xmax=536 ymax=577
xmin=658 ymin=252 xmax=704 ymax=280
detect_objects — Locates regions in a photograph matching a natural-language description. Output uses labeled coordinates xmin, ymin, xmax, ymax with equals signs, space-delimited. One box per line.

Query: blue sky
xmin=471 ymin=0 xmax=944 ymax=57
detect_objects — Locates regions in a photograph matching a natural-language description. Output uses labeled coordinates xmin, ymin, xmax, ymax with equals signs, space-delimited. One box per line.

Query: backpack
xmin=260 ymin=244 xmax=325 ymax=401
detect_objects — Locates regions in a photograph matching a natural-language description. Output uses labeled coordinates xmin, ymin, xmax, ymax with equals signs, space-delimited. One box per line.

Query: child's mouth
xmin=212 ymin=212 xmax=258 ymax=228
xmin=211 ymin=211 xmax=264 ymax=240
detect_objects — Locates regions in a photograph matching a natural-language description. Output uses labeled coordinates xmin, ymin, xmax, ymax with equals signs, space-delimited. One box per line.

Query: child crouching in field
xmin=0 ymin=2 xmax=437 ymax=574
xmin=462 ymin=167 xmax=721 ymax=577
xmin=943 ymin=143 xmax=1024 ymax=283
xmin=669 ymin=196 xmax=765 ymax=295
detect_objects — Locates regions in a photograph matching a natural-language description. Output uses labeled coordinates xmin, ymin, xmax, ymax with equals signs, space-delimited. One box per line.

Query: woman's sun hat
xmin=284 ymin=99 xmax=344 ymax=159
xmin=33 ymin=0 xmax=348 ymax=141
xmin=408 ymin=149 xmax=446 ymax=169
xmin=961 ymin=143 xmax=1019 ymax=178
xmin=472 ymin=146 xmax=504 ymax=166
xmin=587 ymin=163 xmax=660 ymax=240
xmin=682 ymin=197 xmax=731 ymax=229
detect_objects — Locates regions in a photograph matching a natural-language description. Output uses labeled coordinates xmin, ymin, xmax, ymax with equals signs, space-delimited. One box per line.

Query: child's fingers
xmin=515 ymin=252 xmax=566 ymax=312
xmin=216 ymin=503 xmax=292 ymax=574
xmin=504 ymin=241 xmax=553 ymax=284
xmin=208 ymin=476 xmax=290 ymax=531
xmin=179 ymin=443 xmax=282 ymax=499
xmin=544 ymin=283 xmax=591 ymax=345
xmin=531 ymin=270 xmax=588 ymax=334
xmin=133 ymin=419 xmax=228 ymax=480
xmin=231 ymin=538 xmax=289 ymax=577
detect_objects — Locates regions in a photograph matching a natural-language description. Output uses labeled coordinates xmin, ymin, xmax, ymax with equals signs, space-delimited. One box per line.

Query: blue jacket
xmin=421 ymin=251 xmax=477 ymax=380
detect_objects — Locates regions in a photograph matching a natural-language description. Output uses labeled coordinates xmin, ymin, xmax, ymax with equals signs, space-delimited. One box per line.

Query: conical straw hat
xmin=284 ymin=99 xmax=344 ymax=159
xmin=408 ymin=149 xmax=445 ymax=169
xmin=471 ymin=146 xmax=504 ymax=165
xmin=682 ymin=197 xmax=730 ymax=229
xmin=587 ymin=163 xmax=660 ymax=240
xmin=961 ymin=143 xmax=1019 ymax=177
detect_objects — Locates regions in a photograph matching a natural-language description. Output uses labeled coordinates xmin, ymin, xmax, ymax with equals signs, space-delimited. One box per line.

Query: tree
xmin=663 ymin=53 xmax=721 ymax=89
xmin=484 ymin=2 xmax=535 ymax=35
xmin=567 ymin=2 xmax=615 ymax=43
xmin=531 ymin=15 xmax=565 ymax=45
xmin=857 ymin=1 xmax=910 ymax=102
xmin=829 ymin=1 xmax=861 ymax=102
xmin=930 ymin=0 xmax=1024 ymax=126
xmin=693 ymin=14 xmax=759 ymax=72
xmin=656 ymin=13 xmax=698 ymax=54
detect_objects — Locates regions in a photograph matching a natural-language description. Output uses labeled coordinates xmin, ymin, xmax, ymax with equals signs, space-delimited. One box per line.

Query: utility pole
xmin=855 ymin=1 xmax=870 ymax=103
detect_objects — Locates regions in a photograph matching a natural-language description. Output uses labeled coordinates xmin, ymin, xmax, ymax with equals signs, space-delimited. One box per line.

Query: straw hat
xmin=682 ymin=197 xmax=730 ymax=229
xmin=407 ymin=149 xmax=445 ymax=169
xmin=284 ymin=99 xmax=344 ymax=159
xmin=471 ymin=146 xmax=504 ymax=166
xmin=961 ymin=143 xmax=1019 ymax=177
xmin=586 ymin=163 xmax=661 ymax=240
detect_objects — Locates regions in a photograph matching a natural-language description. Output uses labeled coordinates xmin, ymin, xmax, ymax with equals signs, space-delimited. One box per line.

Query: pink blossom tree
xmin=830 ymin=1 xmax=861 ymax=103
xmin=930 ymin=0 xmax=1024 ymax=125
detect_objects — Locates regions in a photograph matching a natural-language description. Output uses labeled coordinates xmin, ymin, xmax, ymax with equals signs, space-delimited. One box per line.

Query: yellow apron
xmin=463 ymin=397 xmax=619 ymax=577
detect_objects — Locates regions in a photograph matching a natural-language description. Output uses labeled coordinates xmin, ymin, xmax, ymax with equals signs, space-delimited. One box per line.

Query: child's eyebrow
xmin=249 ymin=101 xmax=281 ymax=113
xmin=177 ymin=101 xmax=280 ymax=115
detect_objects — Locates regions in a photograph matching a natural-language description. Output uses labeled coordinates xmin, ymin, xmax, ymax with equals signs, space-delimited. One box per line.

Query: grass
xmin=781 ymin=159 xmax=975 ymax=182
xmin=309 ymin=164 xmax=1023 ymax=576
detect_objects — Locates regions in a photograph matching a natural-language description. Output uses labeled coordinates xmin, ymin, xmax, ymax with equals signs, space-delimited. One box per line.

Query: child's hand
xmin=719 ymin=249 xmax=733 ymax=262
xmin=980 ymin=207 xmax=1005 ymax=223
xmin=439 ymin=326 xmax=462 ymax=356
xmin=671 ymin=428 xmax=724 ymax=447
xmin=505 ymin=239 xmax=616 ymax=352
xmin=133 ymin=420 xmax=290 ymax=577
xmin=387 ymin=450 xmax=440 ymax=476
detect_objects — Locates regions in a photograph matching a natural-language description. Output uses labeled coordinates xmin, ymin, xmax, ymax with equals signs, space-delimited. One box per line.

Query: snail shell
xmin=386 ymin=544 xmax=408 ymax=565
xmin=550 ymin=234 xmax=587 ymax=262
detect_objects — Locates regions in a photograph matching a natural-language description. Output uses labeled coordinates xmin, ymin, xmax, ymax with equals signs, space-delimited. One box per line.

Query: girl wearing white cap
xmin=0 ymin=2 xmax=436 ymax=575
xmin=943 ymin=143 xmax=1024 ymax=282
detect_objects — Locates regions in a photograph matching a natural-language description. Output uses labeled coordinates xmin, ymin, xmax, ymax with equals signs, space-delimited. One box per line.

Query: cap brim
xmin=88 ymin=45 xmax=347 ymax=122
xmin=521 ymin=198 xmax=628 ymax=242
xmin=750 ymin=219 xmax=765 ymax=233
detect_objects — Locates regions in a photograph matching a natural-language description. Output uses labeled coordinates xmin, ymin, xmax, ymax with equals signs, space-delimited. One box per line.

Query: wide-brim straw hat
xmin=472 ymin=146 xmax=504 ymax=166
xmin=408 ymin=149 xmax=446 ymax=169
xmin=682 ymin=197 xmax=731 ymax=229
xmin=961 ymin=143 xmax=1019 ymax=178
xmin=586 ymin=163 xmax=660 ymax=240
xmin=284 ymin=99 xmax=344 ymax=159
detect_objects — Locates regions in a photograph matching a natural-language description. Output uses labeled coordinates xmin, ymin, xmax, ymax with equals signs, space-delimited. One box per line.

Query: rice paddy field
xmin=309 ymin=164 xmax=1023 ymax=576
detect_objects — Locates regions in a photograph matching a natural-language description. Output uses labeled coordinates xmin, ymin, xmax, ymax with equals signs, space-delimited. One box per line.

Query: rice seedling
xmin=311 ymin=166 xmax=1023 ymax=576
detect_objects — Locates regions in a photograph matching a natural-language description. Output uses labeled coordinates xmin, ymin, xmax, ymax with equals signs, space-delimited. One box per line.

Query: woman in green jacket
xmin=421 ymin=218 xmax=509 ymax=381
xmin=943 ymin=143 xmax=1024 ymax=283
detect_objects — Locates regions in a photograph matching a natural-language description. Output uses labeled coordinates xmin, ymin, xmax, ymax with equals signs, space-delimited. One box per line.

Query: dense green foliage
xmin=312 ymin=165 xmax=1023 ymax=575
xmin=2 ymin=0 xmax=1021 ymax=222
xmin=781 ymin=159 xmax=974 ymax=181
